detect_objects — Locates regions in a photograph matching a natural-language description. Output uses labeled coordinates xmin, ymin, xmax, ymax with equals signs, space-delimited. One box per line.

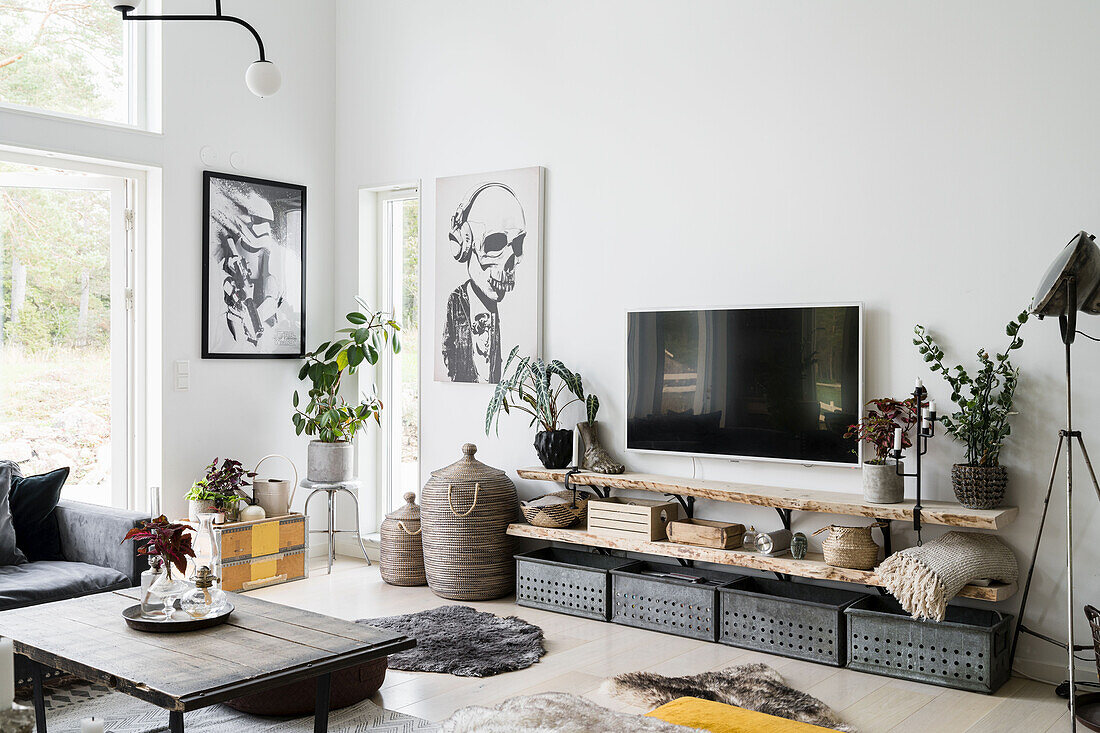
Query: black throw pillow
xmin=9 ymin=466 xmax=68 ymax=562
xmin=0 ymin=467 xmax=26 ymax=566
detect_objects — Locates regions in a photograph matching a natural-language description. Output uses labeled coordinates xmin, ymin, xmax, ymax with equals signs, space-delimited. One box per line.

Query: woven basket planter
xmin=815 ymin=523 xmax=883 ymax=570
xmin=951 ymin=464 xmax=1007 ymax=509
xmin=520 ymin=490 xmax=593 ymax=529
xmin=380 ymin=492 xmax=426 ymax=587
xmin=420 ymin=444 xmax=519 ymax=601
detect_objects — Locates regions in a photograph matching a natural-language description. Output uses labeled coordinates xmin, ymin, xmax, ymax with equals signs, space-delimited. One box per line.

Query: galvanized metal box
xmin=515 ymin=547 xmax=639 ymax=621
xmin=611 ymin=561 xmax=744 ymax=641
xmin=718 ymin=577 xmax=868 ymax=666
xmin=845 ymin=596 xmax=1012 ymax=694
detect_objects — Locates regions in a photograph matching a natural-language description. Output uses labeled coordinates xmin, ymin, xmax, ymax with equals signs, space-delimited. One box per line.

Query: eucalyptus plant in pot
xmin=292 ymin=302 xmax=400 ymax=482
xmin=913 ymin=310 xmax=1029 ymax=509
xmin=845 ymin=397 xmax=919 ymax=503
xmin=485 ymin=347 xmax=586 ymax=469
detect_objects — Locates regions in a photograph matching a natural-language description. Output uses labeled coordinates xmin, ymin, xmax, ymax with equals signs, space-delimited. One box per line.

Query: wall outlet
xmin=174 ymin=360 xmax=190 ymax=392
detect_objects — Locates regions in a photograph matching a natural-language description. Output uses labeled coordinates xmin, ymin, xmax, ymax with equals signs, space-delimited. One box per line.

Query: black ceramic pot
xmin=534 ymin=429 xmax=573 ymax=469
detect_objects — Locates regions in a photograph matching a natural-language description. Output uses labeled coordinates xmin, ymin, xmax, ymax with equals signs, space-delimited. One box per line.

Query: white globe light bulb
xmin=245 ymin=60 xmax=281 ymax=97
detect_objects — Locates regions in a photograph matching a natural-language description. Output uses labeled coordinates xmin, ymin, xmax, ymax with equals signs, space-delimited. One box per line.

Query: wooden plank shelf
xmin=506 ymin=523 xmax=1017 ymax=602
xmin=516 ymin=467 xmax=1018 ymax=530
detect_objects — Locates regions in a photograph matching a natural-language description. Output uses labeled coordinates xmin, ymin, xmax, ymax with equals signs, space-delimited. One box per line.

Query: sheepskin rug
xmin=604 ymin=662 xmax=857 ymax=732
xmin=441 ymin=692 xmax=700 ymax=732
xmin=358 ymin=605 xmax=545 ymax=677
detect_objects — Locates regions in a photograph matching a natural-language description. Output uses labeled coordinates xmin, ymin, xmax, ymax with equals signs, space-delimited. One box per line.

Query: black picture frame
xmin=202 ymin=171 xmax=307 ymax=359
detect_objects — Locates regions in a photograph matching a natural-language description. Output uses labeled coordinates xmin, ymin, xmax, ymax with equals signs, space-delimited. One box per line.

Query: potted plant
xmin=185 ymin=458 xmax=256 ymax=522
xmin=293 ymin=301 xmax=400 ymax=482
xmin=123 ymin=516 xmax=195 ymax=583
xmin=845 ymin=397 xmax=919 ymax=503
xmin=913 ymin=310 xmax=1029 ymax=509
xmin=485 ymin=347 xmax=586 ymax=469
xmin=576 ymin=395 xmax=624 ymax=474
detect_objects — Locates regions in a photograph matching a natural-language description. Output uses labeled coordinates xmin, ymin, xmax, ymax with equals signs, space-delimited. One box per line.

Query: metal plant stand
xmin=300 ymin=478 xmax=372 ymax=574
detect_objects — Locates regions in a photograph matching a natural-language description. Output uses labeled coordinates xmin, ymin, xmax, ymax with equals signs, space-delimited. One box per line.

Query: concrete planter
xmin=307 ymin=440 xmax=355 ymax=483
xmin=188 ymin=498 xmax=216 ymax=522
xmin=862 ymin=461 xmax=904 ymax=504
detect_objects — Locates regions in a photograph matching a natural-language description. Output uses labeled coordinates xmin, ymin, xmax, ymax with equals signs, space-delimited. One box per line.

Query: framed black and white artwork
xmin=434 ymin=166 xmax=544 ymax=383
xmin=202 ymin=171 xmax=306 ymax=359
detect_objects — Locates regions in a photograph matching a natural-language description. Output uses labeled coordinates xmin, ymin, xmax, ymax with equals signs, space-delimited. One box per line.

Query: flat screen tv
xmin=626 ymin=304 xmax=863 ymax=466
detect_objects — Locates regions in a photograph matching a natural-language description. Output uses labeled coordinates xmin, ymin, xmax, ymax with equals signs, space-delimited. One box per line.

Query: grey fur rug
xmin=358 ymin=605 xmax=545 ymax=677
xmin=441 ymin=692 xmax=697 ymax=733
xmin=604 ymin=662 xmax=857 ymax=732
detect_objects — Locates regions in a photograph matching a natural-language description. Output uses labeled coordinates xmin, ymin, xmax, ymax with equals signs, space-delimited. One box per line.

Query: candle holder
xmin=890 ymin=382 xmax=936 ymax=544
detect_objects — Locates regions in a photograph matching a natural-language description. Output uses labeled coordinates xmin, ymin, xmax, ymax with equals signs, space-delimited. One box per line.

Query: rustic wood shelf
xmin=506 ymin=523 xmax=1017 ymax=602
xmin=516 ymin=467 xmax=1018 ymax=530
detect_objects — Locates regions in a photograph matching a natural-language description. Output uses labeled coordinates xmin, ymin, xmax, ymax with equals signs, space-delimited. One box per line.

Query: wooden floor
xmin=249 ymin=557 xmax=1071 ymax=732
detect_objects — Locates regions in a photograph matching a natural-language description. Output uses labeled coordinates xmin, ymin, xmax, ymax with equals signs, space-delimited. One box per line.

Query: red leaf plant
xmin=845 ymin=397 xmax=921 ymax=464
xmin=122 ymin=516 xmax=196 ymax=578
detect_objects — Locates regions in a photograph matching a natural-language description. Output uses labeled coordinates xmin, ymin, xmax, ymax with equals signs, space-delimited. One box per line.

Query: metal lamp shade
xmin=1031 ymin=230 xmax=1100 ymax=317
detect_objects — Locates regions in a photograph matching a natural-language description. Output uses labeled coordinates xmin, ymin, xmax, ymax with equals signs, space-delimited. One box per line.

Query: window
xmin=0 ymin=158 xmax=137 ymax=506
xmin=0 ymin=0 xmax=153 ymax=127
xmin=378 ymin=189 xmax=420 ymax=514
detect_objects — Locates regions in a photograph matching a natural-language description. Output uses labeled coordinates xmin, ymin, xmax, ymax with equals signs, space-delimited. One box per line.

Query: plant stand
xmin=300 ymin=478 xmax=372 ymax=574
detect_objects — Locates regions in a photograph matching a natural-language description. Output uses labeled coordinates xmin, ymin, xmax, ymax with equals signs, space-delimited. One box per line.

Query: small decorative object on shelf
xmin=485 ymin=348 xmax=588 ymax=469
xmin=814 ymin=523 xmax=884 ymax=570
xmin=251 ymin=454 xmax=298 ymax=516
xmin=666 ymin=518 xmax=745 ymax=549
xmin=179 ymin=566 xmax=227 ymax=618
xmin=123 ymin=515 xmax=195 ymax=607
xmin=186 ymin=457 xmax=257 ymax=522
xmin=588 ymin=497 xmax=679 ymax=541
xmin=380 ymin=492 xmax=427 ymax=586
xmin=913 ymin=311 xmax=1029 ymax=510
xmin=845 ymin=396 xmax=919 ymax=504
xmin=293 ymin=301 xmax=400 ymax=482
xmin=520 ymin=490 xmax=591 ymax=529
xmin=743 ymin=526 xmax=758 ymax=549
xmin=576 ymin=395 xmax=624 ymax=474
xmin=754 ymin=528 xmax=792 ymax=556
xmin=790 ymin=531 xmax=808 ymax=559
xmin=238 ymin=501 xmax=266 ymax=522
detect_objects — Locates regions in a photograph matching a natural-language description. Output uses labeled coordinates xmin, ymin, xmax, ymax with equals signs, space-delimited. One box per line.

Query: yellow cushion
xmin=645 ymin=697 xmax=835 ymax=733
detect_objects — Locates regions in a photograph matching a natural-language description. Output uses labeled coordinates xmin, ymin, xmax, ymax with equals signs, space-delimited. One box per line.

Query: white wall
xmin=335 ymin=0 xmax=1100 ymax=677
xmin=0 ymin=0 xmax=338 ymax=523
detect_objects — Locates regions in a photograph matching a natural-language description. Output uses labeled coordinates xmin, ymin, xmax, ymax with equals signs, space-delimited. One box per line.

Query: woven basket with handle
xmin=380 ymin=492 xmax=426 ymax=586
xmin=815 ymin=523 xmax=885 ymax=570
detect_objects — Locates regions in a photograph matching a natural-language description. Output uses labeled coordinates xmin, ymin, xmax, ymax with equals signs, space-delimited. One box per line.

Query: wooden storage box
xmin=221 ymin=548 xmax=308 ymax=592
xmin=587 ymin=498 xmax=680 ymax=541
xmin=667 ymin=518 xmax=745 ymax=549
xmin=217 ymin=513 xmax=307 ymax=561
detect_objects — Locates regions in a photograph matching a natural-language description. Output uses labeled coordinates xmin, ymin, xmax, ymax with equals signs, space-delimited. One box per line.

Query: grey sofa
xmin=0 ymin=499 xmax=148 ymax=684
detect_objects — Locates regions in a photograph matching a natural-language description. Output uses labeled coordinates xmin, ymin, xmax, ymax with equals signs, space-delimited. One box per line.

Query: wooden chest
xmin=213 ymin=514 xmax=309 ymax=592
xmin=587 ymin=498 xmax=680 ymax=541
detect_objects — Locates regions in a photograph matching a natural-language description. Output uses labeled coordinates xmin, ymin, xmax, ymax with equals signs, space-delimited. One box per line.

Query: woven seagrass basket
xmin=520 ymin=490 xmax=593 ymax=529
xmin=951 ymin=464 xmax=1007 ymax=509
xmin=815 ymin=523 xmax=883 ymax=570
xmin=420 ymin=444 xmax=519 ymax=601
xmin=380 ymin=492 xmax=426 ymax=587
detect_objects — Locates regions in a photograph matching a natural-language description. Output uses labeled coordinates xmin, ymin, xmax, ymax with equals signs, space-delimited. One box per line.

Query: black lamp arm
xmin=120 ymin=7 xmax=267 ymax=61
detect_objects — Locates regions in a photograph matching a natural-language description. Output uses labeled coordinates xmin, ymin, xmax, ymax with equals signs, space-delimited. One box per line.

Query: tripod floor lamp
xmin=1012 ymin=231 xmax=1100 ymax=731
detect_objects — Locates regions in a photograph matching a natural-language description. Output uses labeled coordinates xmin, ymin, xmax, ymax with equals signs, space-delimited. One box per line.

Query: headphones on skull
xmin=449 ymin=181 xmax=519 ymax=263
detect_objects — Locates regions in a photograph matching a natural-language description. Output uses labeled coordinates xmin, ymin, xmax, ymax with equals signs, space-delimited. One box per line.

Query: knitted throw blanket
xmin=876 ymin=531 xmax=1018 ymax=621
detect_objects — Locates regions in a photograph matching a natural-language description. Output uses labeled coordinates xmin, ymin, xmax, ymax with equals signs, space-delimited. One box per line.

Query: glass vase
xmin=192 ymin=513 xmax=220 ymax=580
xmin=149 ymin=559 xmax=189 ymax=615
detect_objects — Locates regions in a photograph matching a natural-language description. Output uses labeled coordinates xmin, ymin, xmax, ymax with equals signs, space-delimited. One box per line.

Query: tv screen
xmin=626 ymin=304 xmax=862 ymax=466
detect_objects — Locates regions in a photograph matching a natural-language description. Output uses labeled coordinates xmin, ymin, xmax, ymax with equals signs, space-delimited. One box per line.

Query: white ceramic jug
xmin=251 ymin=454 xmax=299 ymax=517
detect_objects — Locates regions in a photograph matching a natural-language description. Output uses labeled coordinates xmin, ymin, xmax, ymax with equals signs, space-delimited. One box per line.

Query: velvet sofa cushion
xmin=9 ymin=466 xmax=68 ymax=562
xmin=0 ymin=467 xmax=26 ymax=567
xmin=0 ymin=560 xmax=129 ymax=612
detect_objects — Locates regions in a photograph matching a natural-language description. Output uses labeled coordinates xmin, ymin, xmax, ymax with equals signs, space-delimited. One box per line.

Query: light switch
xmin=174 ymin=360 xmax=190 ymax=392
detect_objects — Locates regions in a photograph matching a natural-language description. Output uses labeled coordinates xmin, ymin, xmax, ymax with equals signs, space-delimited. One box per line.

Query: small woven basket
xmin=951 ymin=464 xmax=1007 ymax=509
xmin=380 ymin=492 xmax=426 ymax=587
xmin=520 ymin=490 xmax=592 ymax=528
xmin=815 ymin=523 xmax=884 ymax=570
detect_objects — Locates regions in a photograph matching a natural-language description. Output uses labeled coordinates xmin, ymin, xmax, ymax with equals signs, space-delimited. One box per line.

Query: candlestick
xmin=915 ymin=377 xmax=923 ymax=389
xmin=81 ymin=718 xmax=105 ymax=733
xmin=0 ymin=638 xmax=13 ymax=711
xmin=893 ymin=427 xmax=902 ymax=451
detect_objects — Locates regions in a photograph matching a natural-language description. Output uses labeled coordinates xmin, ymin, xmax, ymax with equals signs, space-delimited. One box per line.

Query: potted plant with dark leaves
xmin=913 ymin=310 xmax=1029 ymax=509
xmin=123 ymin=515 xmax=196 ymax=603
xmin=293 ymin=301 xmax=400 ymax=482
xmin=845 ymin=397 xmax=919 ymax=503
xmin=485 ymin=347 xmax=586 ymax=469
xmin=185 ymin=458 xmax=256 ymax=522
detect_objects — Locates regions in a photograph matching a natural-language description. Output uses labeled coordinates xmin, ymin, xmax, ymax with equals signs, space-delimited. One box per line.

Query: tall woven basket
xmin=951 ymin=464 xmax=1008 ymax=509
xmin=380 ymin=492 xmax=426 ymax=587
xmin=420 ymin=444 xmax=519 ymax=601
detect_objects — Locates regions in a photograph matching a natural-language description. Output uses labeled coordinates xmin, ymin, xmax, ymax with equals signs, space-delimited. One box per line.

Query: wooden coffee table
xmin=0 ymin=588 xmax=414 ymax=732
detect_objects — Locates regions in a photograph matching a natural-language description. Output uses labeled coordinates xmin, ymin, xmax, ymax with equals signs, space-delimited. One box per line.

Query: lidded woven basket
xmin=380 ymin=492 xmax=426 ymax=587
xmin=420 ymin=443 xmax=519 ymax=600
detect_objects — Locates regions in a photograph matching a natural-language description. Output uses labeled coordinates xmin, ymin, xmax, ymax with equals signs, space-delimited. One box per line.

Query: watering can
xmin=251 ymin=454 xmax=299 ymax=517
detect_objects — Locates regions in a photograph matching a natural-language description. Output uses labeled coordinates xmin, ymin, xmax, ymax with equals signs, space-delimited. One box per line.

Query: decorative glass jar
xmin=140 ymin=557 xmax=167 ymax=618
xmin=148 ymin=557 xmax=189 ymax=613
xmin=179 ymin=566 xmax=226 ymax=619
xmin=192 ymin=513 xmax=220 ymax=580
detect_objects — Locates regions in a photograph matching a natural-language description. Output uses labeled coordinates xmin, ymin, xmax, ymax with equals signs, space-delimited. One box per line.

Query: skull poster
xmin=435 ymin=167 xmax=543 ymax=383
xmin=202 ymin=172 xmax=306 ymax=359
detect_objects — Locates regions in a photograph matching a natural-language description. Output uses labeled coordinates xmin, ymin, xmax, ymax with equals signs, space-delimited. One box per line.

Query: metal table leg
xmin=336 ymin=486 xmax=372 ymax=566
xmin=169 ymin=710 xmax=184 ymax=732
xmin=31 ymin=661 xmax=46 ymax=733
xmin=314 ymin=672 xmax=332 ymax=733
xmin=326 ymin=489 xmax=336 ymax=575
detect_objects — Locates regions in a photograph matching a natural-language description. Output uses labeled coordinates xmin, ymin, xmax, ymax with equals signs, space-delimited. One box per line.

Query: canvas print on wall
xmin=434 ymin=166 xmax=544 ymax=383
xmin=202 ymin=171 xmax=306 ymax=358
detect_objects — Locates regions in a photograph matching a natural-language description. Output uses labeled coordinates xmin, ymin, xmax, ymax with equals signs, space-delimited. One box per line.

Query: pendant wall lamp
xmin=109 ymin=1 xmax=280 ymax=97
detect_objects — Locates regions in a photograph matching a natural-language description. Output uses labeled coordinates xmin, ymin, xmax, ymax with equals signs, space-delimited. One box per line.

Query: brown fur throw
xmin=604 ymin=663 xmax=857 ymax=732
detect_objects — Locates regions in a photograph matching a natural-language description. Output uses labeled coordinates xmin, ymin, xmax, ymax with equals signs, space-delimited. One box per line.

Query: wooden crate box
xmin=667 ymin=518 xmax=745 ymax=549
xmin=218 ymin=514 xmax=306 ymax=561
xmin=221 ymin=548 xmax=308 ymax=592
xmin=588 ymin=498 xmax=680 ymax=541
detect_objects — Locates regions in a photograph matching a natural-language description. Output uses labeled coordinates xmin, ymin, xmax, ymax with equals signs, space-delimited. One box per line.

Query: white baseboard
xmin=308 ymin=534 xmax=380 ymax=562
xmin=1013 ymin=655 xmax=1097 ymax=685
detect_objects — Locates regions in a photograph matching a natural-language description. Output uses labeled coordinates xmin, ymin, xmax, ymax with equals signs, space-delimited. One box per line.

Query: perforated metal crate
xmin=718 ymin=577 xmax=868 ymax=666
xmin=515 ymin=547 xmax=639 ymax=621
xmin=845 ymin=596 xmax=1012 ymax=694
xmin=611 ymin=561 xmax=744 ymax=641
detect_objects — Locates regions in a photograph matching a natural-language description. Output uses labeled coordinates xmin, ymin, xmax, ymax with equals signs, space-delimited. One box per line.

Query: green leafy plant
xmin=486 ymin=347 xmax=586 ymax=435
xmin=122 ymin=516 xmax=195 ymax=578
xmin=585 ymin=394 xmax=600 ymax=425
xmin=185 ymin=458 xmax=256 ymax=511
xmin=913 ymin=310 xmax=1030 ymax=467
xmin=292 ymin=301 xmax=401 ymax=443
xmin=845 ymin=397 xmax=920 ymax=464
